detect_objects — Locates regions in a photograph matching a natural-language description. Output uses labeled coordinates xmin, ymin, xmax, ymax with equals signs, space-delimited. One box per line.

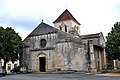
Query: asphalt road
xmin=0 ymin=73 xmax=120 ymax=80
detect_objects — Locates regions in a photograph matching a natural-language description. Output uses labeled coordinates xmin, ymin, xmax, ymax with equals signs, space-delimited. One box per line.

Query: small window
xmin=77 ymin=26 xmax=78 ymax=31
xmin=97 ymin=61 xmax=100 ymax=68
xmin=65 ymin=25 xmax=67 ymax=32
xmin=60 ymin=26 xmax=62 ymax=30
xmin=7 ymin=64 xmax=11 ymax=70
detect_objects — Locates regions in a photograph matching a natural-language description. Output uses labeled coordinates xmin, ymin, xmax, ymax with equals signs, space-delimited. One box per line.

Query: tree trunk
xmin=19 ymin=52 xmax=23 ymax=67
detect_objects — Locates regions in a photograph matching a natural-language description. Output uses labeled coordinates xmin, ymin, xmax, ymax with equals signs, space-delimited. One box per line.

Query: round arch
xmin=36 ymin=53 xmax=47 ymax=72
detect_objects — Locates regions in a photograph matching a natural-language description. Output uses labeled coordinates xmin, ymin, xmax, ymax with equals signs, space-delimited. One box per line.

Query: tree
xmin=0 ymin=27 xmax=23 ymax=69
xmin=105 ymin=22 xmax=120 ymax=60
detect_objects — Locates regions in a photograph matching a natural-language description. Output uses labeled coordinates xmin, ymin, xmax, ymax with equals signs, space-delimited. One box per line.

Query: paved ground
xmin=96 ymin=73 xmax=120 ymax=76
xmin=0 ymin=73 xmax=120 ymax=80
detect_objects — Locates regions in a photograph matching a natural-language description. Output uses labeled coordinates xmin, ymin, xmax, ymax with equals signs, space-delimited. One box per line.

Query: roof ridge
xmin=53 ymin=9 xmax=80 ymax=25
xmin=24 ymin=22 xmax=59 ymax=38
xmin=81 ymin=33 xmax=100 ymax=36
xmin=81 ymin=32 xmax=101 ymax=39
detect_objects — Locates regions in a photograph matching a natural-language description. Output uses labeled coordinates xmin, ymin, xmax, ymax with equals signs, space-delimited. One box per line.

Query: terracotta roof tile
xmin=53 ymin=9 xmax=80 ymax=25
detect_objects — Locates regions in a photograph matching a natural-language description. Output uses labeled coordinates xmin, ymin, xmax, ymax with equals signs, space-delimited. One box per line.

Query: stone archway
xmin=36 ymin=53 xmax=47 ymax=72
xmin=39 ymin=57 xmax=46 ymax=72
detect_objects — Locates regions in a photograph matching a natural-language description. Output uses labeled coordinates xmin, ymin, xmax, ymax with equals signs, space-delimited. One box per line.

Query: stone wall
xmin=54 ymin=20 xmax=80 ymax=34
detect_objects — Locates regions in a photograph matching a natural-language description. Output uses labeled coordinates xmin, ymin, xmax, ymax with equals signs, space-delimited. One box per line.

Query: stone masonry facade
xmin=22 ymin=9 xmax=106 ymax=73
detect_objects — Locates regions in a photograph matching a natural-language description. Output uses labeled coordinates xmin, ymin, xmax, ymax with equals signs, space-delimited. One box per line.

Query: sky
xmin=0 ymin=0 xmax=120 ymax=40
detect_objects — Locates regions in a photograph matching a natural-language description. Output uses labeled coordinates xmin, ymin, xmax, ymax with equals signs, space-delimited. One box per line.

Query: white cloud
xmin=0 ymin=23 xmax=30 ymax=40
xmin=0 ymin=0 xmax=120 ymax=40
xmin=66 ymin=0 xmax=120 ymax=37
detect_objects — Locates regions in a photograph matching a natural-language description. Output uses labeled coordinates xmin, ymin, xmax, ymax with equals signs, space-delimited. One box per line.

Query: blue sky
xmin=0 ymin=0 xmax=120 ymax=40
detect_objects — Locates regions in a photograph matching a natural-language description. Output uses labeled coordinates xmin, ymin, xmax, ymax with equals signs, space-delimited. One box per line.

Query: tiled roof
xmin=28 ymin=22 xmax=59 ymax=37
xmin=81 ymin=33 xmax=100 ymax=39
xmin=53 ymin=9 xmax=80 ymax=25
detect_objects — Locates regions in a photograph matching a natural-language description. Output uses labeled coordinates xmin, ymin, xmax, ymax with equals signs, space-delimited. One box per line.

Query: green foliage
xmin=105 ymin=22 xmax=120 ymax=60
xmin=0 ymin=26 xmax=23 ymax=65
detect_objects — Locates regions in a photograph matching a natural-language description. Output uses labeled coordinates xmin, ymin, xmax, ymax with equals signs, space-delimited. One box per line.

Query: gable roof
xmin=23 ymin=21 xmax=82 ymax=46
xmin=53 ymin=9 xmax=80 ymax=25
xmin=81 ymin=33 xmax=100 ymax=39
xmin=28 ymin=22 xmax=59 ymax=37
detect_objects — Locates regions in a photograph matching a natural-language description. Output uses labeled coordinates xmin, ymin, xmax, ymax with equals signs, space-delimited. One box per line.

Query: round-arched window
xmin=40 ymin=39 xmax=47 ymax=47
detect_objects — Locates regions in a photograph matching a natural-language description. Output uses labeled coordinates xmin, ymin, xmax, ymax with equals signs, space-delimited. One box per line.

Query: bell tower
xmin=53 ymin=9 xmax=81 ymax=35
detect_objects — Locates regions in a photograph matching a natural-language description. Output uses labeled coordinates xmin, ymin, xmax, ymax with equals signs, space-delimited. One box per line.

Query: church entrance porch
xmin=39 ymin=57 xmax=46 ymax=72
xmin=93 ymin=45 xmax=105 ymax=72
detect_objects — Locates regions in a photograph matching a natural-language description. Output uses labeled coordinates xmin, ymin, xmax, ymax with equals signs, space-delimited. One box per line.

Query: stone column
xmin=89 ymin=44 xmax=97 ymax=73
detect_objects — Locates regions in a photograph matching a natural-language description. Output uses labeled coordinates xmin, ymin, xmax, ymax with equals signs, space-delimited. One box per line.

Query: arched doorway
xmin=39 ymin=57 xmax=46 ymax=72
xmin=38 ymin=53 xmax=46 ymax=72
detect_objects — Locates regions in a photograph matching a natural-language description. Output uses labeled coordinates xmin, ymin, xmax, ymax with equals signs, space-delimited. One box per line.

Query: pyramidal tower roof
xmin=53 ymin=9 xmax=80 ymax=25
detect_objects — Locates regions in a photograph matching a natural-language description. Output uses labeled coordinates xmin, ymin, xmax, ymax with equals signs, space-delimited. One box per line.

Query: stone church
xmin=22 ymin=9 xmax=106 ymax=73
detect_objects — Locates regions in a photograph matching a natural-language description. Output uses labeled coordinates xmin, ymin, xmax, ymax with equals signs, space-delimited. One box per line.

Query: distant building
xmin=22 ymin=9 xmax=106 ymax=73
xmin=0 ymin=59 xmax=19 ymax=73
